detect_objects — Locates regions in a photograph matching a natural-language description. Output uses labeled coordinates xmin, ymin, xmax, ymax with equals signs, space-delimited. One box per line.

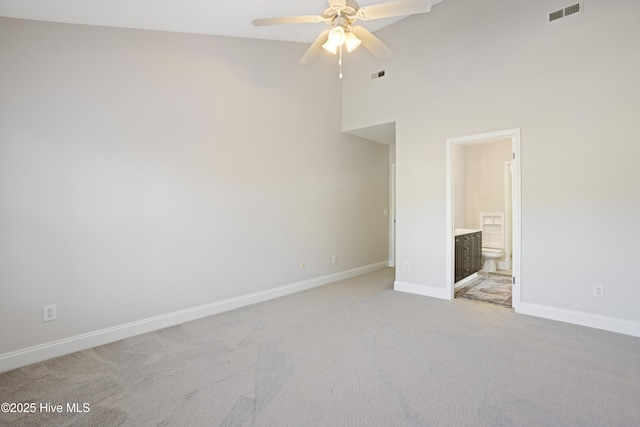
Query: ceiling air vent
xmin=549 ymin=2 xmax=583 ymax=22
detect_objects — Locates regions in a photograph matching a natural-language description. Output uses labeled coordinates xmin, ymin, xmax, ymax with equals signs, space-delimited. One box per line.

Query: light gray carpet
xmin=1 ymin=268 xmax=639 ymax=426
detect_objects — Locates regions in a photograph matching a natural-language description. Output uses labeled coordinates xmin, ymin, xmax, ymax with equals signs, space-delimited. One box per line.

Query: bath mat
xmin=455 ymin=273 xmax=513 ymax=308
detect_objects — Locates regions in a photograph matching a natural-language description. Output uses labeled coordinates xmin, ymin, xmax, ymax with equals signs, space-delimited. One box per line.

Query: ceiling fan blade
xmin=357 ymin=0 xmax=432 ymax=21
xmin=351 ymin=26 xmax=394 ymax=59
xmin=252 ymin=15 xmax=325 ymax=26
xmin=299 ymin=30 xmax=331 ymax=64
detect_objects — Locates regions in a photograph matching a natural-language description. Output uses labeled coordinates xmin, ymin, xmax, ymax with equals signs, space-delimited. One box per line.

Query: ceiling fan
xmin=252 ymin=0 xmax=432 ymax=65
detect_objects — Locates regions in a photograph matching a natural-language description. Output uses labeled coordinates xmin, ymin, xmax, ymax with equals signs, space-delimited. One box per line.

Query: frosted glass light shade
xmin=322 ymin=40 xmax=338 ymax=54
xmin=345 ymin=32 xmax=361 ymax=52
xmin=328 ymin=26 xmax=346 ymax=46
xmin=322 ymin=26 xmax=360 ymax=55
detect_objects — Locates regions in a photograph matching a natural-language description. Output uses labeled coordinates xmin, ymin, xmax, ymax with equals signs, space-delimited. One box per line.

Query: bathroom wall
xmin=466 ymin=139 xmax=512 ymax=266
xmin=465 ymin=140 xmax=512 ymax=229
xmin=453 ymin=139 xmax=511 ymax=265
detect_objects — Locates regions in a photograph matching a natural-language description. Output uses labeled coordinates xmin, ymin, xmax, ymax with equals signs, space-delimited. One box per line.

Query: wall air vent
xmin=549 ymin=2 xmax=583 ymax=22
xmin=564 ymin=3 xmax=581 ymax=16
xmin=549 ymin=9 xmax=564 ymax=22
xmin=370 ymin=70 xmax=386 ymax=80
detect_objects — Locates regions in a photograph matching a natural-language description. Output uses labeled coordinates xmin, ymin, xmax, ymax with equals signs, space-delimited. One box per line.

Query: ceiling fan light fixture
xmin=322 ymin=40 xmax=338 ymax=54
xmin=322 ymin=25 xmax=346 ymax=54
xmin=345 ymin=32 xmax=361 ymax=53
xmin=254 ymin=0 xmax=428 ymax=66
xmin=328 ymin=25 xmax=346 ymax=46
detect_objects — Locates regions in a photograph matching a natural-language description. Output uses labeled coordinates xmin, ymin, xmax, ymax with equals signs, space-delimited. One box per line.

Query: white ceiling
xmin=0 ymin=0 xmax=442 ymax=43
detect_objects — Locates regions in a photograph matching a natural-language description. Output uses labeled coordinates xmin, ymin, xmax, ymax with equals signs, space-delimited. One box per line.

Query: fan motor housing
xmin=322 ymin=1 xmax=359 ymax=20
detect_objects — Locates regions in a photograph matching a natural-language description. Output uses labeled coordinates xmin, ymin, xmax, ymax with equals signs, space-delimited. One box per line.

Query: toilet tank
xmin=480 ymin=212 xmax=504 ymax=249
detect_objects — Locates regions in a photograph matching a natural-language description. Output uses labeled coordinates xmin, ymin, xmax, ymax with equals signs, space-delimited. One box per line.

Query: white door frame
xmin=499 ymin=160 xmax=513 ymax=271
xmin=389 ymin=163 xmax=396 ymax=267
xmin=445 ymin=128 xmax=522 ymax=311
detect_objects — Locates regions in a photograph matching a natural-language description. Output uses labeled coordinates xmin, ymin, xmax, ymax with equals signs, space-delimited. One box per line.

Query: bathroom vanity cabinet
xmin=455 ymin=230 xmax=482 ymax=283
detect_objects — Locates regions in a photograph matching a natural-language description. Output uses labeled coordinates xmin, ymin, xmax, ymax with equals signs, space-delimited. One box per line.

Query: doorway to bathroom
xmin=445 ymin=129 xmax=521 ymax=311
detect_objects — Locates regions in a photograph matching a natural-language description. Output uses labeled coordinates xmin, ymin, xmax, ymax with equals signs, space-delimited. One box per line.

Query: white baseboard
xmin=394 ymin=282 xmax=640 ymax=338
xmin=394 ymin=281 xmax=452 ymax=300
xmin=454 ymin=272 xmax=478 ymax=290
xmin=0 ymin=261 xmax=388 ymax=373
xmin=518 ymin=303 xmax=640 ymax=338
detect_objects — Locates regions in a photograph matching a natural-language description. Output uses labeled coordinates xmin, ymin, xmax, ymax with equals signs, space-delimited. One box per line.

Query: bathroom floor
xmin=455 ymin=272 xmax=512 ymax=308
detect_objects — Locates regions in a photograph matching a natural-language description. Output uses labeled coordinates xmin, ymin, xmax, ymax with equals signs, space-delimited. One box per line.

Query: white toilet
xmin=480 ymin=212 xmax=505 ymax=273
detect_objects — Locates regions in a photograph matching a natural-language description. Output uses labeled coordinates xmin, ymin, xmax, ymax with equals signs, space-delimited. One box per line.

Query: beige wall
xmin=465 ymin=140 xmax=511 ymax=229
xmin=453 ymin=144 xmax=466 ymax=229
xmin=0 ymin=18 xmax=390 ymax=362
xmin=342 ymin=0 xmax=640 ymax=329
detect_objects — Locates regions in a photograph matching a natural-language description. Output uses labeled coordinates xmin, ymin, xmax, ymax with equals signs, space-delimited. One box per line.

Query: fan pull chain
xmin=339 ymin=44 xmax=343 ymax=79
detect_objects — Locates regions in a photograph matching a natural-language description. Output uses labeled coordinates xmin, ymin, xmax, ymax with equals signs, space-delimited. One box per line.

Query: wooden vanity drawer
xmin=455 ymin=231 xmax=483 ymax=283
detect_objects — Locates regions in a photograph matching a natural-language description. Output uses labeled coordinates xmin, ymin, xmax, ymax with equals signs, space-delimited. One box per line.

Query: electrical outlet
xmin=404 ymin=262 xmax=410 ymax=271
xmin=300 ymin=260 xmax=306 ymax=270
xmin=593 ymin=284 xmax=605 ymax=298
xmin=332 ymin=255 xmax=337 ymax=264
xmin=43 ymin=304 xmax=57 ymax=322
